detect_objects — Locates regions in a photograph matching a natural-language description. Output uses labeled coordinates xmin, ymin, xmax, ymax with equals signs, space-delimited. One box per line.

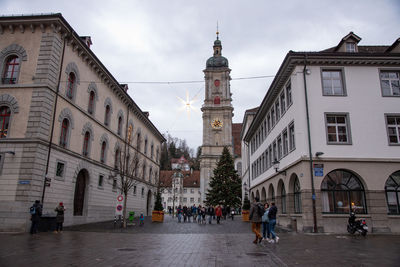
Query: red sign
xmin=117 ymin=195 xmax=123 ymax=202
xmin=116 ymin=204 xmax=123 ymax=211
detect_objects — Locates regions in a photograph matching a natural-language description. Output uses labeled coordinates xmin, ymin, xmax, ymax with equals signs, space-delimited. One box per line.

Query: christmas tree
xmin=205 ymin=147 xmax=242 ymax=208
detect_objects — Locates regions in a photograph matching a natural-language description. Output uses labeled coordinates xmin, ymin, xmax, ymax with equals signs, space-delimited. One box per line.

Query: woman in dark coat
xmin=55 ymin=202 xmax=65 ymax=233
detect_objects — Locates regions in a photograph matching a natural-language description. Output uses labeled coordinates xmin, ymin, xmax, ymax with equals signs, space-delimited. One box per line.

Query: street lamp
xmin=273 ymin=159 xmax=286 ymax=176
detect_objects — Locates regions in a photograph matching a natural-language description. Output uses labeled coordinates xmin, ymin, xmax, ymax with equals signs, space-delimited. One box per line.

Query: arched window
xmin=385 ymin=171 xmax=400 ymax=214
xmin=144 ymin=138 xmax=148 ymax=155
xmin=82 ymin=131 xmax=90 ymax=156
xmin=294 ymin=177 xmax=302 ymax=213
xmin=114 ymin=148 xmax=120 ymax=169
xmin=60 ymin=118 xmax=69 ymax=147
xmin=0 ymin=106 xmax=11 ymax=138
xmin=66 ymin=72 xmax=75 ymax=99
xmin=137 ymin=132 xmax=141 ymax=151
xmin=88 ymin=91 xmax=95 ymax=114
xmin=281 ymin=185 xmax=286 ymax=214
xmin=104 ymin=105 xmax=111 ymax=126
xmin=149 ymin=167 xmax=153 ymax=183
xmin=100 ymin=141 xmax=107 ymax=163
xmin=117 ymin=116 xmax=123 ymax=136
xmin=321 ymin=169 xmax=366 ymax=214
xmin=2 ymin=56 xmax=20 ymax=84
xmin=143 ymin=164 xmax=146 ymax=180
xmin=151 ymin=144 xmax=154 ymax=159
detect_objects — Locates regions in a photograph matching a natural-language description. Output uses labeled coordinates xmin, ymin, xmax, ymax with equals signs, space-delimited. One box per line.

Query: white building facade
xmin=244 ymin=32 xmax=400 ymax=233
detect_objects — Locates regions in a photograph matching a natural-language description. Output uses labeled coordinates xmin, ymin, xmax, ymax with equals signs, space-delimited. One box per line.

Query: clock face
xmin=211 ymin=118 xmax=223 ymax=129
xmin=214 ymin=79 xmax=220 ymax=87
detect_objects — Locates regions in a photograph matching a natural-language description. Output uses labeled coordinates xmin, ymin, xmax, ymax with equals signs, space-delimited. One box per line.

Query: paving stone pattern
xmin=0 ymin=215 xmax=399 ymax=267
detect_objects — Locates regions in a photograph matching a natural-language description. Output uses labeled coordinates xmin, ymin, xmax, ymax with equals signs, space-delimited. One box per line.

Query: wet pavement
xmin=0 ymin=215 xmax=399 ymax=267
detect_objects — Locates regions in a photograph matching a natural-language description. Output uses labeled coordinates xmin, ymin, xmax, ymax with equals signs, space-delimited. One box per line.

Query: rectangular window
xmin=268 ymin=145 xmax=272 ymax=167
xmin=56 ymin=162 xmax=65 ymax=177
xmin=183 ymin=198 xmax=187 ymax=203
xmin=280 ymin=91 xmax=286 ymax=115
xmin=271 ymin=107 xmax=275 ymax=126
xmin=272 ymin=141 xmax=277 ymax=161
xmin=198 ymin=198 xmax=201 ymax=202
xmin=346 ymin=42 xmax=356 ymax=52
xmin=133 ymin=185 xmax=137 ymax=195
xmin=184 ymin=188 xmax=187 ymax=193
xmin=190 ymin=198 xmax=194 ymax=203
xmin=98 ymin=175 xmax=104 ymax=187
xmin=325 ymin=114 xmax=351 ymax=144
xmin=380 ymin=71 xmax=400 ymax=96
xmin=112 ymin=178 xmax=117 ymax=190
xmin=386 ymin=115 xmax=400 ymax=144
xmin=282 ymin=129 xmax=288 ymax=156
xmin=141 ymin=187 xmax=144 ymax=197
xmin=277 ymin=135 xmax=282 ymax=159
xmin=191 ymin=189 xmax=194 ymax=193
xmin=275 ymin=100 xmax=280 ymax=122
xmin=267 ymin=113 xmax=271 ymax=132
xmin=289 ymin=122 xmax=296 ymax=151
xmin=265 ymin=149 xmax=269 ymax=169
xmin=286 ymin=82 xmax=292 ymax=107
xmin=322 ymin=70 xmax=345 ymax=96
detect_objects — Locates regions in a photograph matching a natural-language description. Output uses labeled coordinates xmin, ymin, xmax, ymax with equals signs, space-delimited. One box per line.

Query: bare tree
xmin=110 ymin=144 xmax=142 ymax=228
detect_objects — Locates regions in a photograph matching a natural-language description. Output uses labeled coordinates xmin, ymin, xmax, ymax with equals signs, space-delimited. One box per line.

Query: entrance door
xmin=146 ymin=190 xmax=152 ymax=216
xmin=74 ymin=170 xmax=87 ymax=216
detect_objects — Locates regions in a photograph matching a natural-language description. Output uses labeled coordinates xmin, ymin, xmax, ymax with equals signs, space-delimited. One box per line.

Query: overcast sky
xmin=2 ymin=0 xmax=400 ymax=151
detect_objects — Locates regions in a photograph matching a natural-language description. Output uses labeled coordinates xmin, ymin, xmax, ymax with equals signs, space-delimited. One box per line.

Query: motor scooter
xmin=347 ymin=210 xmax=368 ymax=236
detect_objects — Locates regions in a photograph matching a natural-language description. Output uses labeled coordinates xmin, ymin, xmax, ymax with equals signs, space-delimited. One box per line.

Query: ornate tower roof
xmin=206 ymin=31 xmax=229 ymax=68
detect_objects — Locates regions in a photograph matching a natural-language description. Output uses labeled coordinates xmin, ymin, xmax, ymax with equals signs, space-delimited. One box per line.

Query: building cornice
xmin=0 ymin=13 xmax=165 ymax=143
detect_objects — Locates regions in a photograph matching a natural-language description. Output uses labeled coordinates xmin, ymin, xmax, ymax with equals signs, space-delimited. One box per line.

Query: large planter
xmin=242 ymin=210 xmax=250 ymax=222
xmin=152 ymin=211 xmax=164 ymax=222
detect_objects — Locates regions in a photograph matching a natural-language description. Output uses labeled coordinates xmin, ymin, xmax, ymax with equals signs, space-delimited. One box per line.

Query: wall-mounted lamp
xmin=273 ymin=159 xmax=286 ymax=176
xmin=315 ymin=152 xmax=324 ymax=157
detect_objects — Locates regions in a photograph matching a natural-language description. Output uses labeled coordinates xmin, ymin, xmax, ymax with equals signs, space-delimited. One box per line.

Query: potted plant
xmin=242 ymin=194 xmax=251 ymax=222
xmin=152 ymin=187 xmax=164 ymax=222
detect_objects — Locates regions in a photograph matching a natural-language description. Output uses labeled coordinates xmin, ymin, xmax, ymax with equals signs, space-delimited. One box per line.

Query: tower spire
xmin=216 ymin=21 xmax=219 ymax=40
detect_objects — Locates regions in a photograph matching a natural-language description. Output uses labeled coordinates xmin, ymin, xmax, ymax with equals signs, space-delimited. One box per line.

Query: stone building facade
xmin=0 ymin=14 xmax=165 ymax=232
xmin=243 ymin=32 xmax=400 ymax=233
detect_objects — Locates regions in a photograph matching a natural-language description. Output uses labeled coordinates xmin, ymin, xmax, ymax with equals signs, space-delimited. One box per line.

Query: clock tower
xmin=200 ymin=32 xmax=234 ymax=203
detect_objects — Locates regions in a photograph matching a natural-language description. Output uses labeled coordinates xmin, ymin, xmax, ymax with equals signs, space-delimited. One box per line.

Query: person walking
xmin=54 ymin=202 xmax=66 ymax=233
xmin=249 ymin=196 xmax=263 ymax=244
xmin=261 ymin=203 xmax=271 ymax=242
xmin=231 ymin=209 xmax=235 ymax=220
xmin=207 ymin=206 xmax=215 ymax=224
xmin=187 ymin=207 xmax=192 ymax=223
xmin=215 ymin=205 xmax=222 ymax=224
xmin=192 ymin=204 xmax=197 ymax=222
xmin=201 ymin=206 xmax=206 ymax=224
xmin=29 ymin=200 xmax=42 ymax=234
xmin=268 ymin=202 xmax=279 ymax=243
xmin=183 ymin=206 xmax=188 ymax=223
xmin=177 ymin=205 xmax=182 ymax=223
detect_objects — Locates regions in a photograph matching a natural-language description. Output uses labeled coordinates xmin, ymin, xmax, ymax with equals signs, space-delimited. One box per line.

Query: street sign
xmin=117 ymin=195 xmax=123 ymax=202
xmin=19 ymin=180 xmax=30 ymax=185
xmin=45 ymin=182 xmax=51 ymax=187
xmin=45 ymin=177 xmax=51 ymax=182
xmin=313 ymin=164 xmax=324 ymax=177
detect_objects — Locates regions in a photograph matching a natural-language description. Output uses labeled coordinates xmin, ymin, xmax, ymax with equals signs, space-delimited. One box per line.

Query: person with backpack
xmin=261 ymin=203 xmax=271 ymax=242
xmin=54 ymin=202 xmax=66 ymax=233
xmin=29 ymin=200 xmax=42 ymax=234
xmin=249 ymin=196 xmax=263 ymax=244
xmin=268 ymin=202 xmax=279 ymax=243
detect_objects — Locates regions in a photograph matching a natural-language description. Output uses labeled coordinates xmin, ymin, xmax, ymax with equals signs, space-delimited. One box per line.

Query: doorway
xmin=74 ymin=169 xmax=88 ymax=216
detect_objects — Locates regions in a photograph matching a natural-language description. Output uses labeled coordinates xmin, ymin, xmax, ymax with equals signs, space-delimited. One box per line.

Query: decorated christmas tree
xmin=205 ymin=146 xmax=242 ymax=208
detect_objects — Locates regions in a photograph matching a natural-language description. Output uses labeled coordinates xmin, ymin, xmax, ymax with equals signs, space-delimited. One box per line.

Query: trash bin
xmin=39 ymin=215 xmax=57 ymax=232
xmin=129 ymin=211 xmax=135 ymax=222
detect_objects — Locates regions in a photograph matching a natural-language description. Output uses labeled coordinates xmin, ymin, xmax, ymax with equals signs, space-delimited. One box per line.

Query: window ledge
xmin=289 ymin=213 xmax=303 ymax=217
xmin=322 ymin=214 xmax=371 ymax=218
xmin=387 ymin=214 xmax=400 ymax=218
xmin=54 ymin=176 xmax=64 ymax=181
xmin=278 ymin=213 xmax=288 ymax=217
xmin=97 ymin=186 xmax=104 ymax=190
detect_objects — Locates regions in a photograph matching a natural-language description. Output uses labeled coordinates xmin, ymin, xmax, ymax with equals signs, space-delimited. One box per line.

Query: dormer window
xmin=345 ymin=42 xmax=356 ymax=52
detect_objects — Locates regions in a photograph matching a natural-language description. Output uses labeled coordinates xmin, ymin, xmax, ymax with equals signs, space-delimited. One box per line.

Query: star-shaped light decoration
xmin=177 ymin=90 xmax=199 ymax=118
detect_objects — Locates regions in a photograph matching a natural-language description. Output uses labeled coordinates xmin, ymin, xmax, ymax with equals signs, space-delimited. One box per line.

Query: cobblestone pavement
xmin=0 ymin=215 xmax=399 ymax=267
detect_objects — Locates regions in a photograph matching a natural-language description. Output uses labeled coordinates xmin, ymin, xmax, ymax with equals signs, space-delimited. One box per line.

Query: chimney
xmin=120 ymin=84 xmax=129 ymax=92
xmin=80 ymin=36 xmax=92 ymax=49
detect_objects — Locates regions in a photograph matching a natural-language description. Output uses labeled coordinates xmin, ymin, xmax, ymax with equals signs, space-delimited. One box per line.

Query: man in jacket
xmin=249 ymin=196 xmax=263 ymax=244
xmin=30 ymin=200 xmax=42 ymax=234
xmin=215 ymin=205 xmax=222 ymax=224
